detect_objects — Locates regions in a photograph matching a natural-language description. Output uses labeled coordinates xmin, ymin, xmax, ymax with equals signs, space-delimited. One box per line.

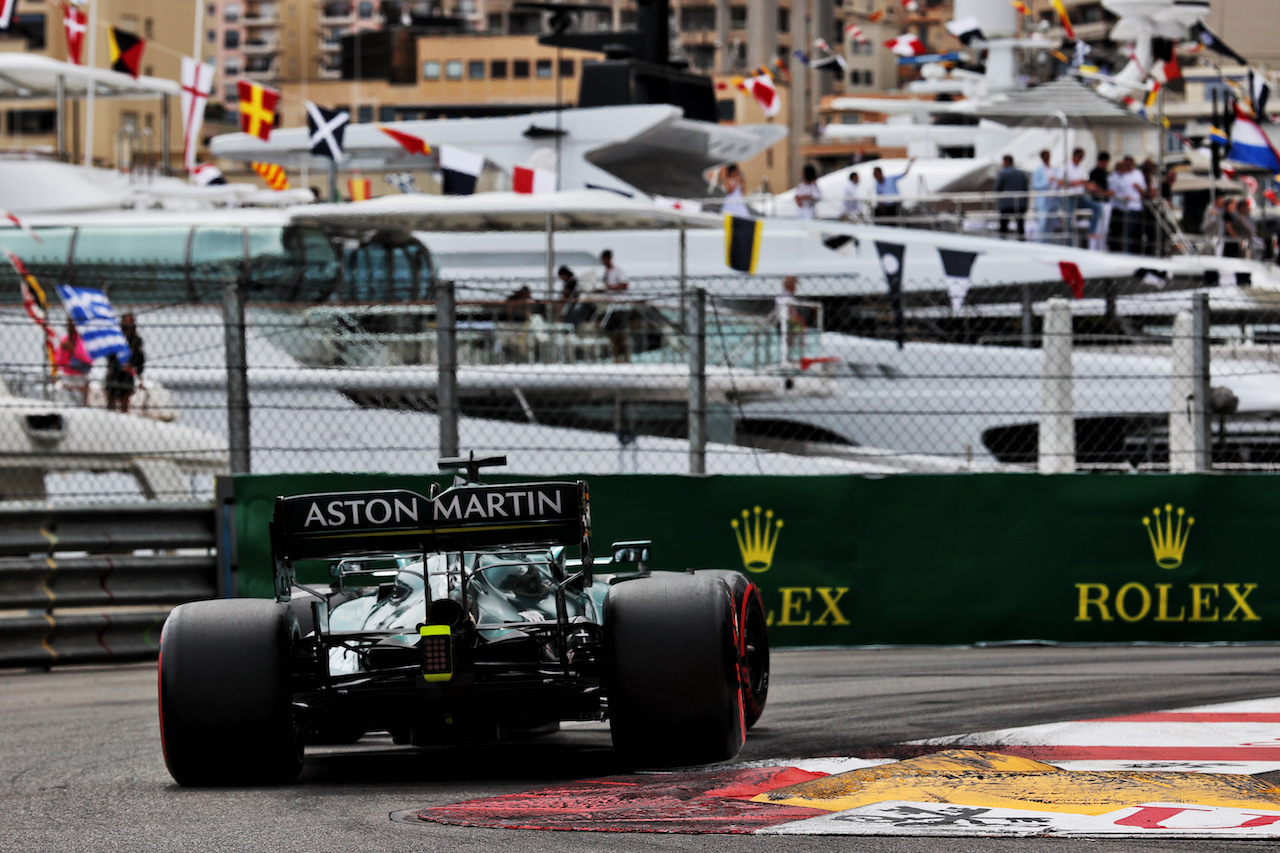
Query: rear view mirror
xmin=611 ymin=539 xmax=651 ymax=564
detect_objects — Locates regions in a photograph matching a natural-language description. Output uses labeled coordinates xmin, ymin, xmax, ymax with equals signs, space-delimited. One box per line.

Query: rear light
xmin=419 ymin=624 xmax=454 ymax=682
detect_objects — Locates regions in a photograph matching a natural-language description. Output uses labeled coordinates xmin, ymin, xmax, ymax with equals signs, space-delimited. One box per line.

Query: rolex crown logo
xmin=732 ymin=506 xmax=783 ymax=573
xmin=1143 ymin=504 xmax=1194 ymax=569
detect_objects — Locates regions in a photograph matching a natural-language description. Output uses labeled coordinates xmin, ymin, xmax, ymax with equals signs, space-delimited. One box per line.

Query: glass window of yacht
xmin=490 ymin=59 xmax=507 ymax=78
xmin=513 ymin=59 xmax=529 ymax=78
xmin=445 ymin=59 xmax=463 ymax=80
xmin=0 ymin=228 xmax=73 ymax=280
xmin=535 ymin=58 xmax=552 ymax=78
xmin=422 ymin=60 xmax=440 ymax=80
xmin=469 ymin=60 xmax=484 ymax=80
xmin=189 ymin=228 xmax=245 ymax=293
xmin=73 ymin=226 xmax=192 ymax=301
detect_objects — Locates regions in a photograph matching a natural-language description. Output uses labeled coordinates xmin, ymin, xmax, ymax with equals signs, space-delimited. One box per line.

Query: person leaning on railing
xmin=993 ymin=155 xmax=1029 ymax=239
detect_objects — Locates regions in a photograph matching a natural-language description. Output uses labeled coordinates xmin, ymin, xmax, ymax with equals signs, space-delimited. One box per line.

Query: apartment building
xmin=0 ymin=0 xmax=193 ymax=170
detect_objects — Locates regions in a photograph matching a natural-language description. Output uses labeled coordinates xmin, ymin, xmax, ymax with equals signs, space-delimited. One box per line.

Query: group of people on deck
xmin=995 ymin=148 xmax=1182 ymax=255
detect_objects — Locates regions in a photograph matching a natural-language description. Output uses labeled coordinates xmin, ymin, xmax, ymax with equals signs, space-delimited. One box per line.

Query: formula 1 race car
xmin=158 ymin=455 xmax=769 ymax=785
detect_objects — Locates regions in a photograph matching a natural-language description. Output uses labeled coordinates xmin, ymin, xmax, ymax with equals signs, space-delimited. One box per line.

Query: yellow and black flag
xmin=725 ymin=215 xmax=762 ymax=274
xmin=109 ymin=27 xmax=145 ymax=79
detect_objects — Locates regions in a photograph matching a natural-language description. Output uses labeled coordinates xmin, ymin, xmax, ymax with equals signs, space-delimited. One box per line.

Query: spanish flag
xmin=251 ymin=161 xmax=289 ymax=191
xmin=725 ymin=215 xmax=762 ymax=274
xmin=1051 ymin=0 xmax=1074 ymax=39
xmin=348 ymin=177 xmax=372 ymax=201
xmin=237 ymin=79 xmax=280 ymax=142
xmin=108 ymin=27 xmax=145 ymax=79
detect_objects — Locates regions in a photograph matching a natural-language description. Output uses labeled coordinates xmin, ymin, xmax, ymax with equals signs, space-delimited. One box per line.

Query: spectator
xmin=1108 ymin=156 xmax=1146 ymax=253
xmin=1222 ymin=198 xmax=1244 ymax=258
xmin=1031 ymin=149 xmax=1060 ymax=243
xmin=600 ymin=249 xmax=628 ymax=292
xmin=1201 ymin=195 xmax=1226 ymax=255
xmin=600 ymin=249 xmax=631 ymax=362
xmin=55 ymin=318 xmax=91 ymax=405
xmin=1063 ymin=148 xmax=1103 ymax=248
xmin=1139 ymin=159 xmax=1161 ymax=255
xmin=794 ymin=164 xmax=821 ymax=220
xmin=1233 ymin=198 xmax=1258 ymax=258
xmin=1086 ymin=152 xmax=1114 ymax=250
xmin=993 ymin=155 xmax=1029 ymax=239
xmin=722 ymin=164 xmax=750 ymax=217
xmin=873 ymin=158 xmax=915 ymax=221
xmin=504 ymin=285 xmax=538 ymax=322
xmin=842 ymin=171 xmax=868 ymax=221
xmin=559 ymin=266 xmax=593 ymax=327
xmin=105 ymin=312 xmax=145 ymax=413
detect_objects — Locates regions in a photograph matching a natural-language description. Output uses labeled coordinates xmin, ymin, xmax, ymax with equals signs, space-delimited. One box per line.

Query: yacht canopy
xmin=0 ymin=54 xmax=178 ymax=100
xmin=290 ymin=190 xmax=721 ymax=233
xmin=958 ymin=78 xmax=1152 ymax=129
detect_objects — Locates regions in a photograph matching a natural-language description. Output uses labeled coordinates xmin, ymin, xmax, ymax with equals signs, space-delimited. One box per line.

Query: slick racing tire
xmin=604 ymin=572 xmax=745 ymax=767
xmin=159 ymin=599 xmax=303 ymax=786
xmin=702 ymin=570 xmax=770 ymax=729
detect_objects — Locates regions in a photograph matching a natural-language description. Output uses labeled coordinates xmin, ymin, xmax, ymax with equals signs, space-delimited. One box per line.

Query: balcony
xmin=320 ymin=2 xmax=354 ymax=24
xmin=242 ymin=3 xmax=280 ymax=25
xmin=242 ymin=38 xmax=280 ymax=54
xmin=243 ymin=59 xmax=281 ymax=81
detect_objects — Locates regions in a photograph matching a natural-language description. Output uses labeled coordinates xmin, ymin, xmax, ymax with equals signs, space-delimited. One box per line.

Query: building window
xmin=6 ymin=109 xmax=56 ymax=135
xmin=490 ymin=59 xmax=508 ymax=79
xmin=144 ymin=17 xmax=154 ymax=38
xmin=207 ymin=29 xmax=215 ymax=43
xmin=358 ymin=1 xmax=374 ymax=17
xmin=379 ymin=106 xmax=396 ymax=121
xmin=558 ymin=58 xmax=574 ymax=77
xmin=224 ymin=59 xmax=241 ymax=76
xmin=513 ymin=59 xmax=530 ymax=78
xmin=422 ymin=60 xmax=440 ymax=80
xmin=717 ymin=99 xmax=735 ymax=122
xmin=224 ymin=30 xmax=240 ymax=49
xmin=777 ymin=8 xmax=788 ymax=32
xmin=225 ymin=84 xmax=238 ymax=102
xmin=536 ymin=58 xmax=552 ymax=78
xmin=469 ymin=60 xmax=485 ymax=80
xmin=225 ymin=5 xmax=240 ymax=22
xmin=357 ymin=105 xmax=373 ymax=123
xmin=730 ymin=5 xmax=746 ymax=28
xmin=445 ymin=59 xmax=463 ymax=80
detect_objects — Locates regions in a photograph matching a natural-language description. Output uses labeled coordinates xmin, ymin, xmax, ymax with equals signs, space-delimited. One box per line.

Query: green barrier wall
xmin=231 ymin=473 xmax=1280 ymax=647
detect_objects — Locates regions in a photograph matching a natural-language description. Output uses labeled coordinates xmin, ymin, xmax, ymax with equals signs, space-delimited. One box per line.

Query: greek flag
xmin=55 ymin=285 xmax=132 ymax=364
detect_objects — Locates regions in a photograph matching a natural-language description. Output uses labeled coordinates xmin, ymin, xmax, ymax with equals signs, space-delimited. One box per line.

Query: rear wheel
xmin=159 ymin=599 xmax=303 ymax=786
xmin=604 ymin=572 xmax=745 ymax=767
xmin=704 ymin=570 xmax=770 ymax=728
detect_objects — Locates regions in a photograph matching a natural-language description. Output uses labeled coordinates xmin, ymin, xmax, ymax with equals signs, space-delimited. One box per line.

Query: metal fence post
xmin=1038 ymin=297 xmax=1075 ymax=474
xmin=437 ymin=278 xmax=459 ymax=458
xmin=1021 ymin=283 xmax=1034 ymax=348
xmin=688 ymin=287 xmax=707 ymax=475
xmin=1169 ymin=310 xmax=1196 ymax=473
xmin=222 ymin=275 xmax=250 ymax=474
xmin=1192 ymin=292 xmax=1212 ymax=471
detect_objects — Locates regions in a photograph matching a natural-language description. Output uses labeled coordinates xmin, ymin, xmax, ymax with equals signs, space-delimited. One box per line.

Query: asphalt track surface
xmin=5 ymin=644 xmax=1280 ymax=852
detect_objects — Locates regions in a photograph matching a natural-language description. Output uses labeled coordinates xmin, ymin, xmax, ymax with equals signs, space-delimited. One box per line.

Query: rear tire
xmin=159 ymin=599 xmax=303 ymax=786
xmin=604 ymin=572 xmax=745 ymax=767
xmin=703 ymin=570 xmax=770 ymax=728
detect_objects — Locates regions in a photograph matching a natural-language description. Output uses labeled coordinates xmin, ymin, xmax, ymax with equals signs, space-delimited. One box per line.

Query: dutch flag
xmin=1227 ymin=104 xmax=1280 ymax=174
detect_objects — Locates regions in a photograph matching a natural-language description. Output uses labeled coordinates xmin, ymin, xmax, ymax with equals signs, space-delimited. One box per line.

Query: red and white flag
xmin=845 ymin=23 xmax=867 ymax=44
xmin=62 ymin=2 xmax=87 ymax=64
xmin=737 ymin=71 xmax=780 ymax=118
xmin=512 ymin=165 xmax=556 ymax=194
xmin=180 ymin=58 xmax=215 ymax=173
xmin=885 ymin=33 xmax=927 ymax=57
xmin=0 ymin=0 xmax=16 ymax=30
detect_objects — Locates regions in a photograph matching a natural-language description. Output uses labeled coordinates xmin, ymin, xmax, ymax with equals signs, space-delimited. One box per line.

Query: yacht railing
xmin=699 ymin=188 xmax=1211 ymax=257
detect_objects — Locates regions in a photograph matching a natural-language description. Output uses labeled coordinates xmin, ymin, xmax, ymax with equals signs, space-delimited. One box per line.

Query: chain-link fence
xmin=5 ymin=259 xmax=1280 ymax=503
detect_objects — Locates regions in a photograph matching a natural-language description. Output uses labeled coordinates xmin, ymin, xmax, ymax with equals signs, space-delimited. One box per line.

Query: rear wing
xmin=270 ymin=480 xmax=590 ymax=563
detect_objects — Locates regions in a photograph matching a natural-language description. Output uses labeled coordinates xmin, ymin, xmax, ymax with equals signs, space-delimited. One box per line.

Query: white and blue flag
xmin=55 ymin=285 xmax=132 ymax=364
